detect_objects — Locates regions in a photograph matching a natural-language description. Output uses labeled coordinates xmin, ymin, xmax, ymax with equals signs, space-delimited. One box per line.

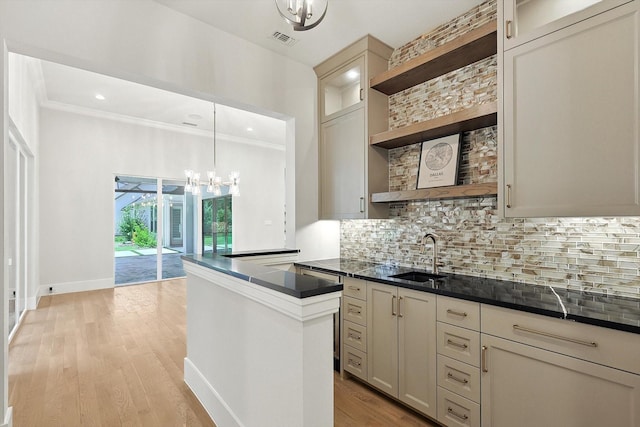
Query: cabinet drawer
xmin=437 ymin=296 xmax=480 ymax=331
xmin=482 ymin=305 xmax=640 ymax=375
xmin=343 ymin=320 xmax=367 ymax=353
xmin=298 ymin=268 xmax=340 ymax=283
xmin=344 ymin=346 xmax=367 ymax=381
xmin=437 ymin=387 xmax=480 ymax=427
xmin=437 ymin=355 xmax=480 ymax=403
xmin=437 ymin=322 xmax=480 ymax=367
xmin=344 ymin=296 xmax=367 ymax=326
xmin=343 ymin=277 xmax=366 ymax=300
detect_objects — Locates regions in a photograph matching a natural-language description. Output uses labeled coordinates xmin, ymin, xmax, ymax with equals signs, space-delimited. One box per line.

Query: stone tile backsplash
xmin=340 ymin=0 xmax=640 ymax=298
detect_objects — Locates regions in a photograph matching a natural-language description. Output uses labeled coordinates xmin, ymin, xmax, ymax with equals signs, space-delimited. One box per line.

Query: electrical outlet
xmin=49 ymin=286 xmax=53 ymax=293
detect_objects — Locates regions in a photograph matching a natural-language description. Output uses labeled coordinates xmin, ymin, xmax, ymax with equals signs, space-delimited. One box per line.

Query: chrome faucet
xmin=421 ymin=233 xmax=439 ymax=274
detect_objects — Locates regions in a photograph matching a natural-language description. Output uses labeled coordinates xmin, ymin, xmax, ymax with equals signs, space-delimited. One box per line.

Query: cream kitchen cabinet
xmin=436 ymin=296 xmax=481 ymax=427
xmin=500 ymin=1 xmax=640 ymax=217
xmin=367 ymin=283 xmax=437 ymax=418
xmin=502 ymin=0 xmax=631 ymax=50
xmin=342 ymin=277 xmax=368 ymax=380
xmin=481 ymin=305 xmax=640 ymax=427
xmin=315 ymin=35 xmax=392 ymax=220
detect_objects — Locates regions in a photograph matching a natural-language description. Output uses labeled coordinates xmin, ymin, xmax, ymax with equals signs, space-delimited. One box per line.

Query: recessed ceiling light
xmin=247 ymin=127 xmax=253 ymax=132
xmin=347 ymin=70 xmax=360 ymax=80
xmin=95 ymin=93 xmax=106 ymax=101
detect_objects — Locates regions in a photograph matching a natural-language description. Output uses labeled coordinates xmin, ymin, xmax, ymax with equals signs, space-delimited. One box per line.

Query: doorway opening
xmin=202 ymin=194 xmax=232 ymax=253
xmin=114 ymin=175 xmax=196 ymax=285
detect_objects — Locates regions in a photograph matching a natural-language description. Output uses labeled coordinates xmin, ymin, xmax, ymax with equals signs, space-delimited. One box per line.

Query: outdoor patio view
xmin=202 ymin=195 xmax=232 ymax=253
xmin=114 ymin=176 xmax=190 ymax=285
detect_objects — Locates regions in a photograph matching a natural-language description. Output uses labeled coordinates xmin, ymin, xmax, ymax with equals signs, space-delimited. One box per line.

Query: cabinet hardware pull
xmin=359 ymin=197 xmax=365 ymax=213
xmin=506 ymin=20 xmax=513 ymax=39
xmin=447 ymin=372 xmax=469 ymax=385
xmin=348 ymin=308 xmax=361 ymax=315
xmin=506 ymin=184 xmax=512 ymax=208
xmin=348 ymin=332 xmax=361 ymax=341
xmin=349 ymin=358 xmax=361 ymax=368
xmin=513 ymin=325 xmax=598 ymax=347
xmin=448 ymin=407 xmax=469 ymax=421
xmin=481 ymin=345 xmax=488 ymax=372
xmin=391 ymin=295 xmax=397 ymax=316
xmin=359 ymin=88 xmax=364 ymax=101
xmin=446 ymin=309 xmax=467 ymax=317
xmin=348 ymin=286 xmax=360 ymax=291
xmin=446 ymin=339 xmax=468 ymax=350
xmin=398 ymin=296 xmax=404 ymax=318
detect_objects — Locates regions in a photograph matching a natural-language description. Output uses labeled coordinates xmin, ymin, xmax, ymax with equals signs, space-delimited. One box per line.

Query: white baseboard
xmin=2 ymin=407 xmax=13 ymax=427
xmin=39 ymin=277 xmax=114 ymax=299
xmin=184 ymin=357 xmax=243 ymax=427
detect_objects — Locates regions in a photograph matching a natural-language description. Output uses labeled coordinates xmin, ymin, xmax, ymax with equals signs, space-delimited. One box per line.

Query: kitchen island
xmin=182 ymin=252 xmax=342 ymax=427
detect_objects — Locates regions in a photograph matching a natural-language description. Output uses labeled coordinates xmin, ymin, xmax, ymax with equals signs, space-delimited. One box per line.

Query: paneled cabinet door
xmin=397 ymin=288 xmax=437 ymax=419
xmin=319 ymin=108 xmax=366 ymax=219
xmin=502 ymin=2 xmax=640 ymax=217
xmin=367 ymin=283 xmax=398 ymax=396
xmin=481 ymin=334 xmax=640 ymax=427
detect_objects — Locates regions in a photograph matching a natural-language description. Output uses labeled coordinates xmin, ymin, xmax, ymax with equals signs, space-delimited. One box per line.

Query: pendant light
xmin=185 ymin=103 xmax=240 ymax=197
xmin=275 ymin=0 xmax=328 ymax=31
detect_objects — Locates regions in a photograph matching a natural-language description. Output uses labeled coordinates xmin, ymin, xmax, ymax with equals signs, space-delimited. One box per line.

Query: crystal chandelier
xmin=185 ymin=104 xmax=240 ymax=197
xmin=275 ymin=0 xmax=328 ymax=31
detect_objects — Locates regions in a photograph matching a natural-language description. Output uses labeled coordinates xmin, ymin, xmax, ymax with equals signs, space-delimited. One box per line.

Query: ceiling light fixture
xmin=185 ymin=104 xmax=240 ymax=197
xmin=95 ymin=93 xmax=106 ymax=100
xmin=275 ymin=0 xmax=328 ymax=31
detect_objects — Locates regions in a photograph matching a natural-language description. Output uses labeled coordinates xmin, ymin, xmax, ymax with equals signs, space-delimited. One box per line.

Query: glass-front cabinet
xmin=503 ymin=0 xmax=631 ymax=49
xmin=319 ymin=56 xmax=365 ymax=122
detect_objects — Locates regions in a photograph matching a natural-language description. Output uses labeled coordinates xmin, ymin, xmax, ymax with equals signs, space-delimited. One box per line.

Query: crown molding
xmin=40 ymin=100 xmax=285 ymax=151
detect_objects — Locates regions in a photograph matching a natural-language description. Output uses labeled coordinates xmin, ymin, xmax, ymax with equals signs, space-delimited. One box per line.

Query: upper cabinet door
xmin=503 ymin=0 xmax=632 ymax=50
xmin=319 ymin=56 xmax=365 ymax=123
xmin=502 ymin=2 xmax=640 ymax=217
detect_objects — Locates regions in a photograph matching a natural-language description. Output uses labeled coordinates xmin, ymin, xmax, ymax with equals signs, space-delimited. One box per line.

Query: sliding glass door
xmin=114 ymin=176 xmax=196 ymax=285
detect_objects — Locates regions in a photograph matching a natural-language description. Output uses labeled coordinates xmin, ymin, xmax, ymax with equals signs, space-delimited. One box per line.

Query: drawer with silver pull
xmin=437 ymin=322 xmax=480 ymax=367
xmin=481 ymin=304 xmax=640 ymax=375
xmin=437 ymin=387 xmax=480 ymax=427
xmin=437 ymin=295 xmax=480 ymax=331
xmin=343 ymin=296 xmax=367 ymax=326
xmin=343 ymin=320 xmax=367 ymax=353
xmin=344 ymin=346 xmax=367 ymax=381
xmin=437 ymin=355 xmax=480 ymax=403
xmin=343 ymin=277 xmax=366 ymax=300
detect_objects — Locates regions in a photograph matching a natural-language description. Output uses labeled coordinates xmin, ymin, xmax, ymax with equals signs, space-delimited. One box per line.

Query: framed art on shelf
xmin=417 ymin=134 xmax=461 ymax=189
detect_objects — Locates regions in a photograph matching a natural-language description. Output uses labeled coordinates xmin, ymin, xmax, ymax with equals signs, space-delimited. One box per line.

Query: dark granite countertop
xmin=181 ymin=252 xmax=341 ymax=299
xmin=214 ymin=248 xmax=300 ymax=258
xmin=295 ymin=258 xmax=640 ymax=335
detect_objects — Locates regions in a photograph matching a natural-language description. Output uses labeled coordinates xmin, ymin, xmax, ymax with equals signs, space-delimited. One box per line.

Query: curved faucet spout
xmin=421 ymin=233 xmax=439 ymax=274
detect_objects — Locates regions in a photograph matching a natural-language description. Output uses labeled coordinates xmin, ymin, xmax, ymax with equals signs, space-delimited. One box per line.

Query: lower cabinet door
xmin=481 ymin=334 xmax=640 ymax=427
xmin=398 ymin=288 xmax=437 ymax=419
xmin=367 ymin=283 xmax=398 ymax=396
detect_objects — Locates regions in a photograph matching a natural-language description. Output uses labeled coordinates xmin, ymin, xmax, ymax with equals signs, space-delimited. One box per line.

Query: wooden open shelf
xmin=370 ymin=102 xmax=497 ymax=149
xmin=370 ymin=21 xmax=497 ymax=95
xmin=371 ymin=182 xmax=497 ymax=203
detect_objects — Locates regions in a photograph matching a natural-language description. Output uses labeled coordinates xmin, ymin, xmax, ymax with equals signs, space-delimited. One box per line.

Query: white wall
xmin=39 ymin=106 xmax=287 ymax=288
xmin=0 ymin=0 xmax=339 ymax=258
xmin=215 ymin=142 xmax=286 ymax=251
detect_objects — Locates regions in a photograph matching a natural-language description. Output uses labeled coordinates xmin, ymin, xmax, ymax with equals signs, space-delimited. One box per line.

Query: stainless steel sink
xmin=387 ymin=271 xmax=447 ymax=282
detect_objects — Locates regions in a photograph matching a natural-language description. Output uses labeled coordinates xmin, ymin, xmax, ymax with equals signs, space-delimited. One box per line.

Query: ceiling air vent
xmin=270 ymin=31 xmax=298 ymax=47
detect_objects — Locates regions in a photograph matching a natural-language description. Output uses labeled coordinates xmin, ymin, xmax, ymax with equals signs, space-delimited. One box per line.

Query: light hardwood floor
xmin=9 ymin=279 xmax=438 ymax=427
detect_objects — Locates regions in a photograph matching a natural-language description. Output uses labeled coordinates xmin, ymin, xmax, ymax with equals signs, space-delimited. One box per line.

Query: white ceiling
xmin=154 ymin=0 xmax=485 ymax=67
xmin=37 ymin=58 xmax=287 ymax=146
xmin=31 ymin=0 xmax=485 ymax=144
